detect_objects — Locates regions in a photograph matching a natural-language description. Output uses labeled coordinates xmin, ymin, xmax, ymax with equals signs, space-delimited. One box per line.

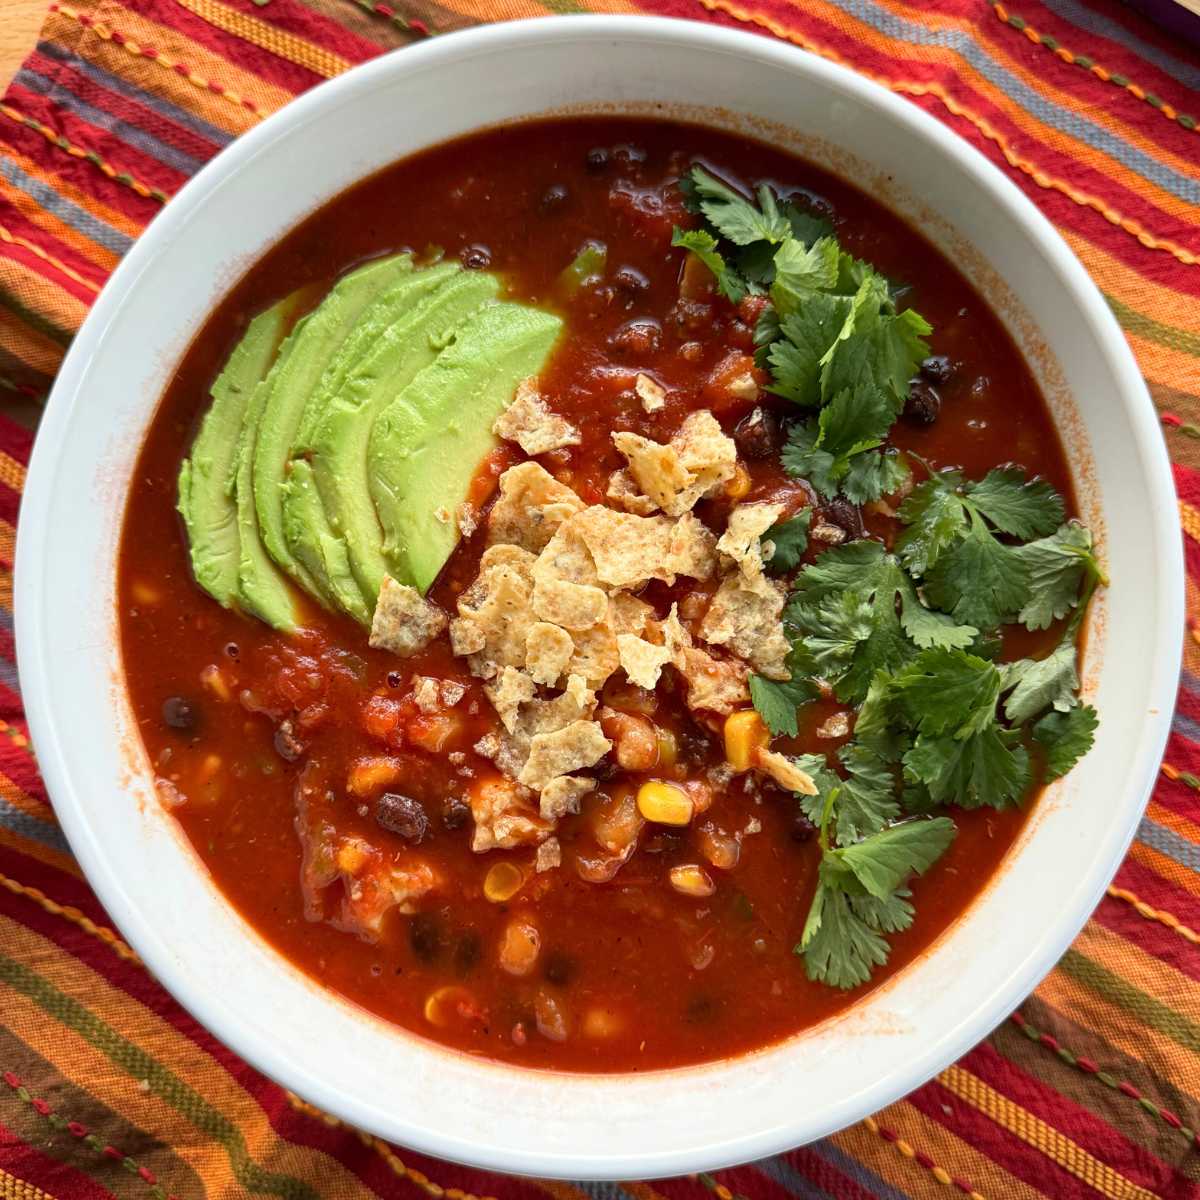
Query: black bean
xmin=612 ymin=143 xmax=647 ymax=167
xmin=608 ymin=317 xmax=662 ymax=357
xmin=538 ymin=183 xmax=570 ymax=214
xmin=613 ymin=265 xmax=649 ymax=295
xmin=442 ymin=796 xmax=470 ymax=831
xmin=823 ymin=496 xmax=865 ymax=540
xmin=461 ymin=244 xmax=492 ymax=270
xmin=678 ymin=726 xmax=713 ymax=767
xmin=161 ymin=696 xmax=197 ymax=731
xmin=409 ymin=913 xmax=443 ymax=963
xmin=791 ymin=811 xmax=817 ymax=843
xmin=386 ymin=671 xmax=402 ymax=688
xmin=455 ymin=931 xmax=482 ymax=975
xmin=376 ymin=793 xmax=429 ymax=842
xmin=543 ymin=950 xmax=576 ymax=986
xmin=585 ymin=147 xmax=610 ymax=173
xmin=904 ymin=377 xmax=941 ymax=425
xmin=920 ymin=354 xmax=954 ymax=384
xmin=733 ymin=407 xmax=782 ymax=460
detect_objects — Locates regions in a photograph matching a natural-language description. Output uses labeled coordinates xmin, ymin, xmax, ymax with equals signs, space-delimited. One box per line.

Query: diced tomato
xmin=702 ymin=351 xmax=764 ymax=413
xmin=406 ymin=710 xmax=465 ymax=754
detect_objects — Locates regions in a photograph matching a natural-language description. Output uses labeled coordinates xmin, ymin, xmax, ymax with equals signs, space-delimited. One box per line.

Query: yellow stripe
xmin=0 ymin=451 xmax=26 ymax=494
xmin=0 ymin=1167 xmax=56 ymax=1200
xmin=1108 ymin=884 xmax=1200 ymax=947
xmin=0 ymin=221 xmax=101 ymax=294
xmin=0 ymin=824 xmax=80 ymax=879
xmin=1180 ymin=499 xmax=1200 ymax=545
xmin=173 ymin=0 xmax=352 ymax=78
xmin=941 ymin=1064 xmax=1158 ymax=1200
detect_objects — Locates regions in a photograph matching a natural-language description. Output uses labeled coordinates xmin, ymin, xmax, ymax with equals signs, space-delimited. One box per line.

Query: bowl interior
xmin=15 ymin=16 xmax=1181 ymax=1179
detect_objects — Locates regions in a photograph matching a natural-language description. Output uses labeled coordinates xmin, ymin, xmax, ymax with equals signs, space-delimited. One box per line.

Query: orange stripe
xmin=0 ymin=773 xmax=50 ymax=825
xmin=1074 ymin=921 xmax=1200 ymax=1016
xmin=0 ymin=825 xmax=80 ymax=878
xmin=0 ymin=186 xmax=120 ymax=276
xmin=1146 ymin=798 xmax=1200 ymax=846
xmin=0 ymin=221 xmax=101 ymax=294
xmin=1108 ymin=884 xmax=1200 ymax=947
xmin=0 ymin=870 xmax=141 ymax=964
xmin=0 ymin=1166 xmax=55 ymax=1200
xmin=0 ymin=451 xmax=27 ymax=493
xmin=697 ymin=0 xmax=1199 ymax=268
xmin=1128 ymin=839 xmax=1200 ymax=900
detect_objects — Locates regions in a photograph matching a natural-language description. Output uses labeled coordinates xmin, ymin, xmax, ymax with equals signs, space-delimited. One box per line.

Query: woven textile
xmin=1 ymin=0 xmax=1199 ymax=1196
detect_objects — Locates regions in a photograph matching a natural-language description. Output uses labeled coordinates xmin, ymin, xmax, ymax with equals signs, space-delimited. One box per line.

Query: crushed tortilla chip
xmin=717 ymin=502 xmax=784 ymax=579
xmin=677 ymin=645 xmax=750 ymax=714
xmin=479 ymin=543 xmax=537 ymax=574
xmin=533 ymin=521 xmax=600 ymax=589
xmin=441 ymin=681 xmax=466 ymax=707
xmin=606 ymin=468 xmax=659 ymax=516
xmin=456 ymin=502 xmax=479 ymax=539
xmin=456 ymin=559 xmax=536 ymax=679
xmin=674 ymin=410 xmax=738 ymax=485
xmin=635 ymin=373 xmax=667 ymax=412
xmin=566 ymin=620 xmax=621 ymax=686
xmin=666 ymin=511 xmax=717 ymax=580
xmin=369 ymin=576 xmax=448 ymax=657
xmin=571 ymin=506 xmax=678 ymax=589
xmin=411 ymin=676 xmax=442 ymax=714
xmin=617 ymin=633 xmax=672 ymax=690
xmin=485 ymin=666 xmax=537 ymax=734
xmin=610 ymin=592 xmax=654 ymax=638
xmin=469 ymin=776 xmax=546 ymax=852
xmin=519 ymin=720 xmax=612 ymax=790
xmin=532 ymin=575 xmax=608 ymax=631
xmin=698 ymin=572 xmax=791 ymax=680
xmin=535 ymin=837 xmax=562 ymax=872
xmin=659 ymin=602 xmax=693 ymax=659
xmin=525 ymin=622 xmax=574 ymax=686
xmin=755 ymin=749 xmax=819 ymax=795
xmin=493 ymin=378 xmax=581 ymax=456
xmin=449 ymin=616 xmax=487 ymax=656
xmin=487 ymin=462 xmax=585 ymax=553
xmin=540 ymin=775 xmax=596 ymax=821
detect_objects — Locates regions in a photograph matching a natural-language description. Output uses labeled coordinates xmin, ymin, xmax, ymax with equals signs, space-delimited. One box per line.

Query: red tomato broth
xmin=119 ymin=117 xmax=1072 ymax=1071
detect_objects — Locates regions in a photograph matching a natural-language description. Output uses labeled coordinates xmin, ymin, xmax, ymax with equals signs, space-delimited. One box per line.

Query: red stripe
xmin=0 ymin=418 xmax=34 ymax=466
xmin=0 ymin=1118 xmax=118 ymax=1199
xmin=1145 ymin=773 xmax=1200 ymax=827
xmin=0 ymin=233 xmax=103 ymax=308
xmin=0 ymin=748 xmax=50 ymax=811
xmin=205 ymin=0 xmax=386 ymax=65
xmin=959 ymin=1039 xmax=1186 ymax=1194
xmin=24 ymin=47 xmax=227 ymax=165
xmin=0 ymin=477 xmax=22 ymax=529
xmin=1040 ymin=0 xmax=1200 ymax=73
xmin=1092 ymin=890 xmax=1200 ymax=983
xmin=0 ymin=194 xmax=109 ymax=290
xmin=784 ymin=1146 xmax=879 ymax=1200
xmin=1114 ymin=853 xmax=1200 ymax=926
xmin=905 ymin=1077 xmax=1104 ymax=1200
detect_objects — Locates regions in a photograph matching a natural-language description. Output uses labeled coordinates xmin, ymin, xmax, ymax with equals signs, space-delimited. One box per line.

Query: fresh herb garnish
xmin=763 ymin=509 xmax=813 ymax=575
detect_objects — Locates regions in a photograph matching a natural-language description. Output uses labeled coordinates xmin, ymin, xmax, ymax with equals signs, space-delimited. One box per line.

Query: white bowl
xmin=15 ymin=15 xmax=1182 ymax=1180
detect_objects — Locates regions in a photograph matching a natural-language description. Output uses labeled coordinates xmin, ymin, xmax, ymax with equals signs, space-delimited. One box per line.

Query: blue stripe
xmin=1039 ymin=0 xmax=1200 ymax=91
xmin=0 ymin=794 xmax=71 ymax=855
xmin=33 ymin=40 xmax=234 ymax=149
xmin=758 ymin=1153 xmax=841 ymax=1200
xmin=1137 ymin=816 xmax=1200 ymax=872
xmin=805 ymin=1141 xmax=914 ymax=1200
xmin=15 ymin=68 xmax=202 ymax=177
xmin=1172 ymin=709 xmax=1200 ymax=744
xmin=824 ymin=0 xmax=1200 ymax=205
xmin=0 ymin=157 xmax=133 ymax=256
xmin=0 ymin=655 xmax=20 ymax=696
xmin=1179 ymin=665 xmax=1200 ymax=697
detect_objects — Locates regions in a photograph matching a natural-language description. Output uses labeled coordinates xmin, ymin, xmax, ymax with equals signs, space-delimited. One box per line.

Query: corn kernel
xmin=669 ymin=863 xmax=716 ymax=898
xmin=346 ymin=756 xmax=403 ymax=797
xmin=583 ymin=1006 xmax=626 ymax=1038
xmin=636 ymin=781 xmax=694 ymax=826
xmin=199 ymin=663 xmax=233 ymax=703
xmin=656 ymin=728 xmax=678 ymax=769
xmin=724 ymin=462 xmax=752 ymax=500
xmin=724 ymin=709 xmax=768 ymax=772
xmin=336 ymin=837 xmax=371 ymax=876
xmin=423 ymin=985 xmax=475 ymax=1028
xmin=484 ymin=860 xmax=525 ymax=903
xmin=498 ymin=918 xmax=541 ymax=976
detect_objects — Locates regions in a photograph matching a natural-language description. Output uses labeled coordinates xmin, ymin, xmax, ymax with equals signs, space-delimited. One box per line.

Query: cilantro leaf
xmin=670 ymin=228 xmax=746 ymax=303
xmin=780 ymin=420 xmax=838 ymax=494
xmin=799 ymin=864 xmax=890 ymax=989
xmin=749 ymin=672 xmax=815 ymax=738
xmin=681 ymin=167 xmax=791 ymax=246
xmin=902 ymin=726 xmax=1031 ymax=810
xmin=823 ymin=299 xmax=931 ymax=407
xmin=833 ymin=743 xmax=900 ymax=843
xmin=764 ymin=510 xmax=813 ymax=575
xmin=896 ymin=474 xmax=968 ymax=575
xmin=1034 ymin=705 xmax=1098 ymax=779
xmin=771 ymin=236 xmax=840 ymax=312
xmin=897 ymin=583 xmax=978 ymax=650
xmin=1003 ymin=638 xmax=1079 ymax=724
xmin=834 ymin=816 xmax=957 ymax=898
xmin=923 ymin=517 xmax=1030 ymax=629
xmin=849 ymin=888 xmax=914 ymax=934
xmin=841 ymin=447 xmax=911 ymax=505
xmin=819 ymin=386 xmax=893 ymax=458
xmin=1014 ymin=523 xmax=1103 ymax=631
xmin=766 ymin=293 xmax=852 ymax=405
xmin=891 ymin=649 xmax=1002 ymax=738
xmin=965 ymin=468 xmax=1065 ymax=540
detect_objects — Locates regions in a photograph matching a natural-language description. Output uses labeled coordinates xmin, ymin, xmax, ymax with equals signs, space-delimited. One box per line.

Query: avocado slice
xmin=252 ymin=253 xmax=413 ymax=606
xmin=178 ymin=295 xmax=300 ymax=629
xmin=308 ymin=269 xmax=501 ymax=607
xmin=368 ymin=302 xmax=563 ymax=593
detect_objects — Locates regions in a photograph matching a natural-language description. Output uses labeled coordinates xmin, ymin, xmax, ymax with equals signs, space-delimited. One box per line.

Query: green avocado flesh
xmin=179 ymin=258 xmax=562 ymax=633
xmin=369 ymin=302 xmax=563 ymax=593
xmin=178 ymin=296 xmax=300 ymax=630
xmin=253 ymin=253 xmax=412 ymax=604
xmin=308 ymin=269 xmax=501 ymax=604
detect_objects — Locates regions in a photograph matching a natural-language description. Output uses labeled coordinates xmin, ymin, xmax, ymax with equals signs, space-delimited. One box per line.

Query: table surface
xmin=1 ymin=1 xmax=47 ymax=90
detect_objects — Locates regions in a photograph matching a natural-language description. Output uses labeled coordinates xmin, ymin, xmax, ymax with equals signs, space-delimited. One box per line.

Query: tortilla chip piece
xmin=610 ymin=592 xmax=654 ymax=638
xmin=469 ymin=776 xmax=547 ymax=853
xmin=411 ymin=676 xmax=442 ymax=714
xmin=717 ymin=502 xmax=784 ymax=579
xmin=679 ymin=645 xmax=750 ymax=714
xmin=480 ymin=543 xmax=537 ymax=574
xmin=660 ymin=602 xmax=693 ymax=660
xmin=532 ymin=575 xmax=608 ymax=631
xmin=756 ymin=749 xmax=819 ymax=796
xmin=456 ymin=560 xmax=536 ymax=679
xmin=666 ymin=512 xmax=718 ymax=580
xmin=571 ymin=506 xmax=677 ymax=589
xmin=698 ymin=572 xmax=791 ymax=680
xmin=611 ymin=432 xmax=693 ymax=515
xmin=449 ymin=616 xmax=487 ymax=656
xmin=674 ymin=410 xmax=738 ymax=486
xmin=370 ymin=576 xmax=448 ymax=657
xmin=606 ymin=468 xmax=659 ymax=516
xmin=540 ymin=775 xmax=596 ymax=821
xmin=567 ymin=621 xmax=621 ymax=687
xmin=533 ymin=521 xmax=601 ymax=589
xmin=525 ymin=622 xmax=574 ymax=686
xmin=494 ymin=378 xmax=581 ymax=456
xmin=487 ymin=461 xmax=585 ymax=553
xmin=441 ymin=681 xmax=466 ymax=706
xmin=485 ymin=666 xmax=537 ymax=734
xmin=635 ymin=372 xmax=667 ymax=413
xmin=535 ymin=837 xmax=562 ymax=872
xmin=519 ymin=720 xmax=612 ymax=791
xmin=617 ymin=633 xmax=672 ymax=690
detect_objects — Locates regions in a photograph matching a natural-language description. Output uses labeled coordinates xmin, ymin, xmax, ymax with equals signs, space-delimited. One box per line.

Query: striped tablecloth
xmin=2 ymin=0 xmax=1200 ymax=1196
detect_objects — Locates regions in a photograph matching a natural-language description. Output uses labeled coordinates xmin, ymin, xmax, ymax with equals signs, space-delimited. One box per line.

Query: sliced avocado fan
xmin=178 ymin=295 xmax=302 ymax=631
xmin=308 ymin=269 xmax=501 ymax=606
xmin=252 ymin=253 xmax=413 ymax=606
xmin=369 ymin=301 xmax=563 ymax=594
